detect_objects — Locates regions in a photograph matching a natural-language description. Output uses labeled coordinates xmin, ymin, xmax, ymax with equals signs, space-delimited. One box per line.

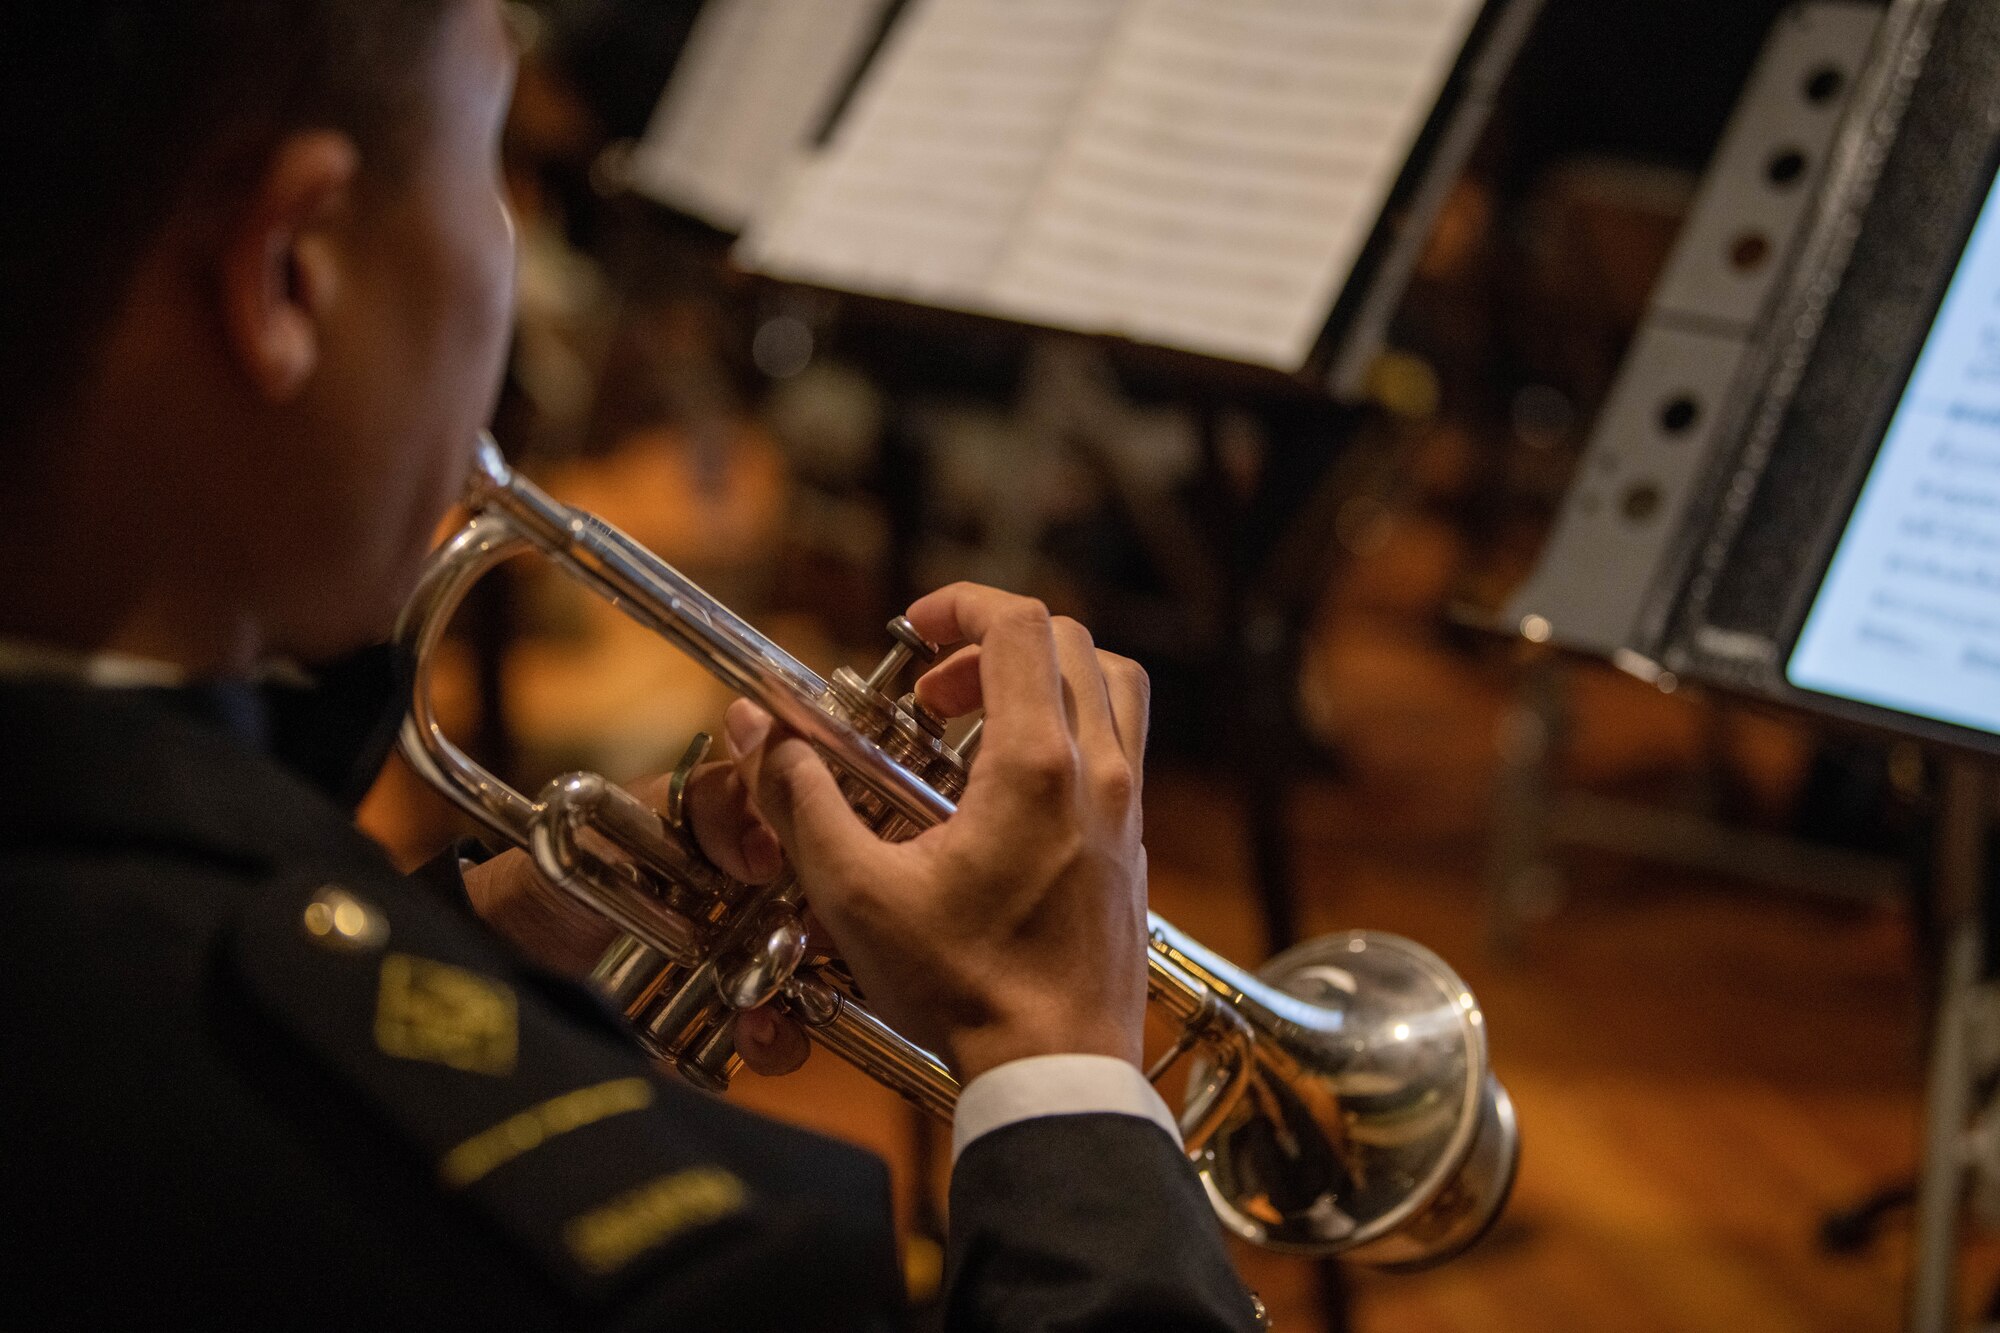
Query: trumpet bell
xmin=1193 ymin=932 xmax=1519 ymax=1266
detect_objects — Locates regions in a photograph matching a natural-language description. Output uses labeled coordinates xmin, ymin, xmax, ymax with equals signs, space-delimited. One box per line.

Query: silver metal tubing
xmin=397 ymin=512 xmax=539 ymax=844
xmin=530 ymin=773 xmax=705 ymax=966
xmin=786 ymin=976 xmax=959 ymax=1122
xmin=396 ymin=432 xmax=1518 ymax=1266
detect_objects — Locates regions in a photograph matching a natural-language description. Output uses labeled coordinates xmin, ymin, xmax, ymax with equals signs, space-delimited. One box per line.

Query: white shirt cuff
xmin=950 ymin=1054 xmax=1182 ymax=1162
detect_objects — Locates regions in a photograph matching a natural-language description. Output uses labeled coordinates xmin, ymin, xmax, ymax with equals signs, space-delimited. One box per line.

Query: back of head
xmin=0 ymin=1 xmax=453 ymax=456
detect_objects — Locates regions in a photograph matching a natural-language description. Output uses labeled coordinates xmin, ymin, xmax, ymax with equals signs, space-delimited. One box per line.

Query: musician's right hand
xmin=724 ymin=583 xmax=1152 ymax=1085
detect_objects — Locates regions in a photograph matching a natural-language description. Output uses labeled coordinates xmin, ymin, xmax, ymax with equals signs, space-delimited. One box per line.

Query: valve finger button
xmin=863 ymin=616 xmax=940 ymax=692
xmin=896 ymin=693 xmax=948 ymax=739
xmin=887 ymin=615 xmax=939 ymax=665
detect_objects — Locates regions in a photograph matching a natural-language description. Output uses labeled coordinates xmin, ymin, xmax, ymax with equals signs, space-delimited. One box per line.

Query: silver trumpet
xmin=398 ymin=435 xmax=1519 ymax=1268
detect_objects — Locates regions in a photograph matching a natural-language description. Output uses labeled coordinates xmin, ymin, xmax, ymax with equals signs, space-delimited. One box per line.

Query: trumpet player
xmin=0 ymin=2 xmax=1260 ymax=1328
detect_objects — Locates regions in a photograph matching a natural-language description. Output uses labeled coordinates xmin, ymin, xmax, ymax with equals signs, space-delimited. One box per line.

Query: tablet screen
xmin=1786 ymin=164 xmax=2000 ymax=735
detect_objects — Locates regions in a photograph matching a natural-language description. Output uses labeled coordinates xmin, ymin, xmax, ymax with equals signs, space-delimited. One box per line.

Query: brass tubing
xmin=540 ymin=771 xmax=732 ymax=902
xmin=398 ymin=434 xmax=1517 ymax=1265
xmin=397 ymin=513 xmax=540 ymax=845
xmin=592 ymin=936 xmax=675 ymax=1014
xmin=470 ymin=441 xmax=953 ymax=831
xmin=529 ymin=795 xmax=704 ymax=965
xmin=1147 ymin=953 xmax=1259 ymax=1154
xmin=786 ymin=977 xmax=959 ymax=1122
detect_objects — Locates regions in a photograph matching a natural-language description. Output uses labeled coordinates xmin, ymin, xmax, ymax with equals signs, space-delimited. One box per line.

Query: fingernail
xmin=724 ymin=702 xmax=772 ymax=758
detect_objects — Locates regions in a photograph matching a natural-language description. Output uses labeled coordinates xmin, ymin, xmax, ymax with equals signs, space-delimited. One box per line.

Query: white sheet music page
xmin=986 ymin=0 xmax=1485 ymax=369
xmin=628 ymin=0 xmax=893 ymax=232
xmin=738 ymin=0 xmax=1129 ymax=310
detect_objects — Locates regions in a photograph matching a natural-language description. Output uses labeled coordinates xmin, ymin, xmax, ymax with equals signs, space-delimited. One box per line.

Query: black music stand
xmin=1521 ymin=0 xmax=2000 ymax=1324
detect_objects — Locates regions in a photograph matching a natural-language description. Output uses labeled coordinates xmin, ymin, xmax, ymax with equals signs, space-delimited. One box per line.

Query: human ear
xmin=217 ymin=131 xmax=360 ymax=403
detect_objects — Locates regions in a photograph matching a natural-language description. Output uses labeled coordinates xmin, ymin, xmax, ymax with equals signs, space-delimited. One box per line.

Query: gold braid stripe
xmin=440 ymin=1076 xmax=654 ymax=1188
xmin=564 ymin=1167 xmax=748 ymax=1276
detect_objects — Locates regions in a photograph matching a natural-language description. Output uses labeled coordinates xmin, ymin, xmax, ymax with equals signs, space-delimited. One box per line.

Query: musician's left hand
xmin=458 ymin=764 xmax=810 ymax=1076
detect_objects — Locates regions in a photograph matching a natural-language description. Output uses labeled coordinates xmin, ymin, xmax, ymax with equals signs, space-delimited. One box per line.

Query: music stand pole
xmin=1907 ymin=758 xmax=1988 ymax=1332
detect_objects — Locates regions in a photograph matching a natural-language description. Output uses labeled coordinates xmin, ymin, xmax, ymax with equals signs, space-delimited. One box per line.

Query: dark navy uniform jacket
xmin=0 ymin=662 xmax=1258 ymax=1331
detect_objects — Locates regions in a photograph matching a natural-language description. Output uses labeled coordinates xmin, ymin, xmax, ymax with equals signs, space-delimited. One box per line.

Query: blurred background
xmin=359 ymin=2 xmax=1992 ymax=1327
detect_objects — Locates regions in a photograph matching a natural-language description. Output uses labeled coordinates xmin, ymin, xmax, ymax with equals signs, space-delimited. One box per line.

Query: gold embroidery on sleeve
xmin=440 ymin=1077 xmax=656 ymax=1188
xmin=374 ymin=953 xmax=519 ymax=1076
xmin=563 ymin=1168 xmax=748 ymax=1276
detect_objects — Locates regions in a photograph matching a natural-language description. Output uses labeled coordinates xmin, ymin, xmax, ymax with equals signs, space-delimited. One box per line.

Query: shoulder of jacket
xmin=227 ymin=873 xmax=777 ymax=1306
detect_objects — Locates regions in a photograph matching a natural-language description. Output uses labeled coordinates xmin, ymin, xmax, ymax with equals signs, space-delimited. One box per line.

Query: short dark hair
xmin=0 ymin=1 xmax=457 ymax=450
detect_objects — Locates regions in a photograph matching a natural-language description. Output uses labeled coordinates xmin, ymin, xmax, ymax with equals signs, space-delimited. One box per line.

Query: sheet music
xmin=738 ymin=0 xmax=1129 ymax=307
xmin=739 ymin=0 xmax=1487 ymax=371
xmin=988 ymin=0 xmax=1485 ymax=369
xmin=627 ymin=0 xmax=893 ymax=232
xmin=1788 ymin=166 xmax=2000 ymax=735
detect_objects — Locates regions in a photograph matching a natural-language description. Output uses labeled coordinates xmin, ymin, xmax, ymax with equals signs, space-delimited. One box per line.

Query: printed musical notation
xmin=739 ymin=0 xmax=1127 ymax=301
xmin=989 ymin=0 xmax=1483 ymax=367
xmin=628 ymin=0 xmax=895 ymax=232
xmin=738 ymin=0 xmax=1486 ymax=371
xmin=1790 ymin=167 xmax=2000 ymax=733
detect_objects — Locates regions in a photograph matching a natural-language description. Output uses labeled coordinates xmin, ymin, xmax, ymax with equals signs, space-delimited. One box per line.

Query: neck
xmin=0 ymin=576 xmax=266 ymax=679
xmin=0 ymin=603 xmax=264 ymax=678
xmin=0 ymin=456 xmax=268 ymax=680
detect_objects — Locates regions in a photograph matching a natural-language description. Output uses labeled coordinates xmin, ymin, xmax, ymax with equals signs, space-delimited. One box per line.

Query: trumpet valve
xmin=863 ymin=615 xmax=939 ymax=692
xmin=684 ymin=1019 xmax=745 ymax=1090
xmin=952 ymin=716 xmax=985 ymax=765
xmin=827 ymin=667 xmax=895 ymax=731
xmin=714 ymin=902 xmax=812 ymax=1012
xmin=897 ymin=692 xmax=948 ymax=739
